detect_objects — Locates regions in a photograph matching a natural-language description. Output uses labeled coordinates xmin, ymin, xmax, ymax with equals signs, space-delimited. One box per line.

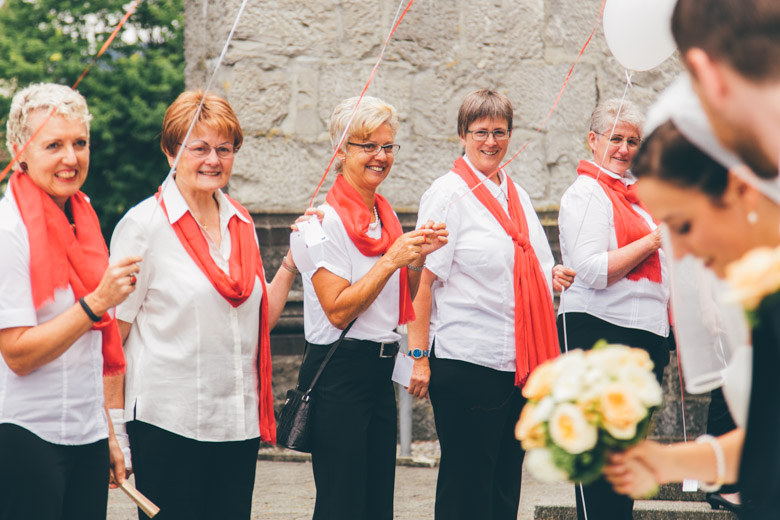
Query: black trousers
xmin=127 ymin=420 xmax=260 ymax=520
xmin=298 ymin=341 xmax=397 ymax=520
xmin=429 ymin=350 xmax=526 ymax=520
xmin=0 ymin=423 xmax=109 ymax=520
xmin=557 ymin=312 xmax=669 ymax=520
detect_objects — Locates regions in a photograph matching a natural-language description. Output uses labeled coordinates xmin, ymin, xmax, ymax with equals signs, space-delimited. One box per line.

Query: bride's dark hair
xmin=632 ymin=120 xmax=729 ymax=205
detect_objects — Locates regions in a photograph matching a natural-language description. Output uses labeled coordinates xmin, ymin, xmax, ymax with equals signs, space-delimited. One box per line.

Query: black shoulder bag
xmin=276 ymin=320 xmax=356 ymax=452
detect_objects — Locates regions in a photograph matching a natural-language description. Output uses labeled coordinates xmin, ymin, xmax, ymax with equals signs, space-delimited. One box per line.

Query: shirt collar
xmin=586 ymin=160 xmax=637 ymax=186
xmin=463 ymin=154 xmax=508 ymax=196
xmin=162 ymin=179 xmax=251 ymax=225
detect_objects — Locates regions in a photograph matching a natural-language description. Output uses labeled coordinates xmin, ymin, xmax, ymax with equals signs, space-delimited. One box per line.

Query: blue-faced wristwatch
xmin=408 ymin=348 xmax=430 ymax=359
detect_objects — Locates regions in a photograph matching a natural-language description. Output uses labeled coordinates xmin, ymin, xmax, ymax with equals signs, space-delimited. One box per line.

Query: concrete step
xmin=652 ymin=483 xmax=706 ymax=502
xmin=534 ymin=500 xmax=737 ymax=520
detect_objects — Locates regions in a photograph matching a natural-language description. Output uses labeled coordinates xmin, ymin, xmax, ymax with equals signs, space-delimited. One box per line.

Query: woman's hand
xmin=407 ymin=357 xmax=430 ymax=399
xmin=552 ymin=265 xmax=576 ymax=291
xmin=384 ymin=229 xmax=434 ymax=270
xmin=108 ymin=430 xmax=126 ymax=489
xmin=291 ymin=207 xmax=325 ymax=232
xmin=604 ymin=450 xmax=660 ymax=498
xmin=418 ymin=220 xmax=448 ymax=257
xmin=605 ymin=441 xmax=666 ymax=498
xmin=84 ymin=256 xmax=142 ymax=317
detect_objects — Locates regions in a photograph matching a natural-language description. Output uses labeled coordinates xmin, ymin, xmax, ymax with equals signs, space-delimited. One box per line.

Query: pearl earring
xmin=747 ymin=211 xmax=758 ymax=224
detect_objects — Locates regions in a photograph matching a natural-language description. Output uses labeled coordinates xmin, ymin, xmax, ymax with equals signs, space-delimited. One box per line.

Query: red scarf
xmin=576 ymin=160 xmax=662 ymax=283
xmin=451 ymin=158 xmax=559 ymax=386
xmin=325 ymin=174 xmax=415 ymax=324
xmin=9 ymin=171 xmax=125 ymax=376
xmin=157 ymin=188 xmax=275 ymax=443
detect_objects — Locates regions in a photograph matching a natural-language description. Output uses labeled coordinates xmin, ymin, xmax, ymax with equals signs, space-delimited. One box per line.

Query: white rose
xmin=525 ymin=448 xmax=570 ymax=483
xmin=618 ymin=366 xmax=663 ymax=408
xmin=523 ymin=359 xmax=560 ymax=401
xmin=552 ymin=352 xmax=587 ymax=402
xmin=548 ymin=403 xmax=599 ymax=454
xmin=599 ymin=382 xmax=647 ymax=440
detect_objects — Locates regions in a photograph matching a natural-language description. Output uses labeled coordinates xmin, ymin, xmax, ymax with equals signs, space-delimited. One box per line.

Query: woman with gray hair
xmin=0 ymin=83 xmax=140 ymax=519
xmin=297 ymin=95 xmax=447 ymax=519
xmin=557 ymin=98 xmax=670 ymax=519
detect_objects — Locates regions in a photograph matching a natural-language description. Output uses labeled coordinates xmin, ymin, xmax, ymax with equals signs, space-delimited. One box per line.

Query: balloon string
xmin=0 ymin=0 xmax=141 ymax=183
xmin=441 ymin=0 xmax=607 ymax=213
xmin=307 ymin=0 xmax=415 ymax=208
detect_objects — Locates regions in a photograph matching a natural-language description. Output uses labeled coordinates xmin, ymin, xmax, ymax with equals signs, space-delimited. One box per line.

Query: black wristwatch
xmin=408 ymin=348 xmax=430 ymax=360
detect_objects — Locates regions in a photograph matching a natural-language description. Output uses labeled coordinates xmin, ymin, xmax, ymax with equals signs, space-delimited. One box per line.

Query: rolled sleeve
xmin=309 ymin=206 xmax=352 ymax=282
xmin=0 ymin=219 xmax=37 ymax=329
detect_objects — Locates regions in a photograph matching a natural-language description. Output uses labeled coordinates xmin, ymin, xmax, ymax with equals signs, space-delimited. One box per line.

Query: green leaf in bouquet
xmin=590 ymin=339 xmax=609 ymax=351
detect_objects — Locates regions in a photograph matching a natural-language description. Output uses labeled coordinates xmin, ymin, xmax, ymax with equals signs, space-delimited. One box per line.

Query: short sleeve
xmin=110 ymin=211 xmax=150 ymax=323
xmin=0 ymin=211 xmax=37 ymax=328
xmin=416 ymin=176 xmax=463 ymax=282
xmin=307 ymin=205 xmax=352 ymax=282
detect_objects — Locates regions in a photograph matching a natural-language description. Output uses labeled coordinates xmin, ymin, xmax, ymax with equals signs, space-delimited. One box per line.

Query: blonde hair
xmin=6 ymin=83 xmax=92 ymax=160
xmin=329 ymin=96 xmax=399 ymax=172
xmin=161 ymin=90 xmax=243 ymax=157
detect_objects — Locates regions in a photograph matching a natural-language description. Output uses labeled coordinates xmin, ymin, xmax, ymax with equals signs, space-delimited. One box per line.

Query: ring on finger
xmin=129 ymin=274 xmax=137 ymax=286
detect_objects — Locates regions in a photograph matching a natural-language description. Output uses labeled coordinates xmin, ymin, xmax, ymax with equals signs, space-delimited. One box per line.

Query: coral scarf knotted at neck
xmin=10 ymin=170 xmax=125 ymax=376
xmin=156 ymin=188 xmax=275 ymax=443
xmin=325 ymin=174 xmax=415 ymax=324
xmin=451 ymin=157 xmax=558 ymax=386
xmin=576 ymin=160 xmax=662 ymax=283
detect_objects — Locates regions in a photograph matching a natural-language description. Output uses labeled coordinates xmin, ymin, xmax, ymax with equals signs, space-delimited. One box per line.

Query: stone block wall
xmin=185 ymin=0 xmax=682 ymax=215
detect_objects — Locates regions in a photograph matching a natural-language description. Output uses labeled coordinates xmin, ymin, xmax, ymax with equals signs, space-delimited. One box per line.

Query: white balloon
xmin=603 ymin=0 xmax=677 ymax=71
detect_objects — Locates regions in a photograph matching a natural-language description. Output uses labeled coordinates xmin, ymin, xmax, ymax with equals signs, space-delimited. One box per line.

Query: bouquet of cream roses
xmin=725 ymin=245 xmax=780 ymax=327
xmin=515 ymin=341 xmax=663 ymax=484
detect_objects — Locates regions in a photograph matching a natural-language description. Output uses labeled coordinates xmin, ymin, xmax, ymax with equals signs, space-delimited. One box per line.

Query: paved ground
xmin=108 ymin=460 xmax=572 ymax=519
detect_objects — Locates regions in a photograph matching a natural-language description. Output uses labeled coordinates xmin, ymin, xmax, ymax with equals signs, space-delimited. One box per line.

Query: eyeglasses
xmin=347 ymin=142 xmax=401 ymax=156
xmin=465 ymin=129 xmax=510 ymax=141
xmin=179 ymin=140 xmax=237 ymax=159
xmin=594 ymin=132 xmax=641 ymax=149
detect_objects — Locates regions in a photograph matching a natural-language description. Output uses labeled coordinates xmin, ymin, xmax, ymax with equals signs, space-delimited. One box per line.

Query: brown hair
xmin=457 ymin=89 xmax=513 ymax=138
xmin=672 ymin=0 xmax=780 ymax=82
xmin=160 ymin=90 xmax=243 ymax=157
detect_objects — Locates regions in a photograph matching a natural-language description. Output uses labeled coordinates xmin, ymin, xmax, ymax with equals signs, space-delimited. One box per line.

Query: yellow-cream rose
xmin=599 ymin=382 xmax=647 ymax=440
xmin=523 ymin=359 xmax=559 ymax=401
xmin=515 ymin=402 xmax=546 ymax=449
xmin=725 ymin=245 xmax=780 ymax=310
xmin=548 ymin=403 xmax=598 ymax=454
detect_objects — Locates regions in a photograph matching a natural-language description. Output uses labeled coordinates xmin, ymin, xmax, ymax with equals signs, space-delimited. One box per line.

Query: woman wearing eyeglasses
xmin=407 ymin=89 xmax=574 ymax=520
xmin=556 ymin=98 xmax=670 ymax=520
xmin=106 ymin=90 xmax=313 ymax=520
xmin=297 ymin=95 xmax=447 ymax=520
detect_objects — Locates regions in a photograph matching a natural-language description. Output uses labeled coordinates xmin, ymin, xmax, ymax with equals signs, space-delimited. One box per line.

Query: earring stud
xmin=747 ymin=211 xmax=758 ymax=224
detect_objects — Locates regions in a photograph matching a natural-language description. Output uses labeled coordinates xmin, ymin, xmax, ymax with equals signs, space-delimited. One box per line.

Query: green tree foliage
xmin=0 ymin=0 xmax=184 ymax=238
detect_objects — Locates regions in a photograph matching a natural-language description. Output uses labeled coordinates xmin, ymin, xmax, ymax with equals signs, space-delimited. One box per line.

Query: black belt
xmin=310 ymin=338 xmax=399 ymax=358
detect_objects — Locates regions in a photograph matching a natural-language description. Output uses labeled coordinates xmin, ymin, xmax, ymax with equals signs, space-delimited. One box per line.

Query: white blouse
xmin=0 ymin=189 xmax=108 ymax=445
xmin=110 ymin=180 xmax=263 ymax=442
xmin=557 ymin=162 xmax=669 ymax=337
xmin=302 ymin=203 xmax=402 ymax=345
xmin=415 ymin=156 xmax=555 ymax=373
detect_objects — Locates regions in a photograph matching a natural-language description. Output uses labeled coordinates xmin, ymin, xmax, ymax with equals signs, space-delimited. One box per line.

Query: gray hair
xmin=589 ymin=98 xmax=644 ymax=136
xmin=329 ymin=96 xmax=399 ymax=172
xmin=6 ymin=83 xmax=92 ymax=161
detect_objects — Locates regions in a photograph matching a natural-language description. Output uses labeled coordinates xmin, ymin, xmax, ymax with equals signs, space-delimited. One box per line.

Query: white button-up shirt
xmin=416 ymin=156 xmax=555 ymax=372
xmin=557 ymin=162 xmax=669 ymax=337
xmin=110 ymin=180 xmax=263 ymax=442
xmin=0 ymin=188 xmax=108 ymax=445
xmin=302 ymin=204 xmax=401 ymax=345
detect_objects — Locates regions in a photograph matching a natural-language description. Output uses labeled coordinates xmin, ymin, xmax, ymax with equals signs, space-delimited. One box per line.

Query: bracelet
xmin=281 ymin=257 xmax=299 ymax=275
xmin=407 ymin=263 xmax=425 ymax=272
xmin=696 ymin=434 xmax=725 ymax=492
xmin=78 ymin=297 xmax=103 ymax=322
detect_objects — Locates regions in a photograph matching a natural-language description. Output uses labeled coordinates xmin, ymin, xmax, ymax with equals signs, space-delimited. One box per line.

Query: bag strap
xmin=303 ymin=319 xmax=357 ymax=395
